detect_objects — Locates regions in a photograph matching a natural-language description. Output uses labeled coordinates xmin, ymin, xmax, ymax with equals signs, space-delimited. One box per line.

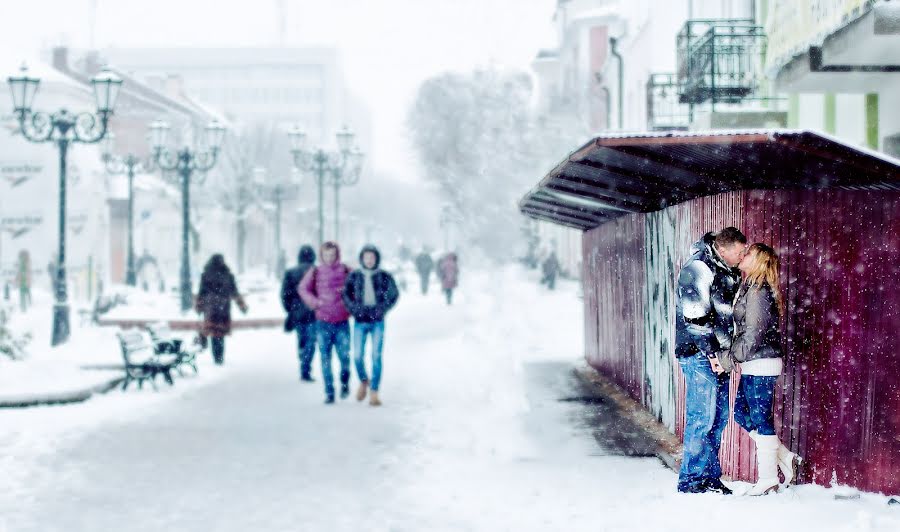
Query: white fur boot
xmin=747 ymin=434 xmax=781 ymax=496
xmin=777 ymin=443 xmax=802 ymax=488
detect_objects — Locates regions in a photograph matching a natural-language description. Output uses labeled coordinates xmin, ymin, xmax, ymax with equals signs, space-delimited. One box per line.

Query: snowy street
xmin=1 ymin=267 xmax=897 ymax=531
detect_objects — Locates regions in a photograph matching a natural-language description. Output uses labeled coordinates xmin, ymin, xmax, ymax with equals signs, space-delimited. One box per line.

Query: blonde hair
xmin=744 ymin=243 xmax=784 ymax=317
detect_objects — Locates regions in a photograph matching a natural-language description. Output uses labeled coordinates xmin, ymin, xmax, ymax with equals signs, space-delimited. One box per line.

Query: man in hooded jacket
xmin=281 ymin=245 xmax=317 ymax=381
xmin=342 ymin=245 xmax=400 ymax=406
xmin=299 ymin=242 xmax=353 ymax=403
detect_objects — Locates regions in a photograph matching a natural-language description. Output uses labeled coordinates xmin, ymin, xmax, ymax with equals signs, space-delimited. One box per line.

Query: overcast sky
xmin=1 ymin=0 xmax=557 ymax=182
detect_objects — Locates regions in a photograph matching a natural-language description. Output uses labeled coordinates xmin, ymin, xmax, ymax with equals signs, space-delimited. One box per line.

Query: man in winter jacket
xmin=342 ymin=245 xmax=400 ymax=407
xmin=414 ymin=249 xmax=433 ymax=295
xmin=281 ymin=245 xmax=317 ymax=381
xmin=675 ymin=227 xmax=747 ymax=494
xmin=299 ymin=242 xmax=353 ymax=404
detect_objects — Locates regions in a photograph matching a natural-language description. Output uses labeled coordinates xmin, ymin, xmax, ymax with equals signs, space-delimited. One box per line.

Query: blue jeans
xmin=678 ymin=353 xmax=730 ymax=491
xmin=733 ymin=375 xmax=777 ymax=436
xmin=353 ymin=321 xmax=385 ymax=391
xmin=295 ymin=321 xmax=317 ymax=378
xmin=317 ymin=320 xmax=351 ymax=397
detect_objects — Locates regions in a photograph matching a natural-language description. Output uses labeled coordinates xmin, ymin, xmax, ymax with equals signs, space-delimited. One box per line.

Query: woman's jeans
xmin=353 ymin=321 xmax=384 ymax=391
xmin=678 ymin=353 xmax=730 ymax=491
xmin=733 ymin=375 xmax=778 ymax=436
xmin=317 ymin=320 xmax=351 ymax=398
xmin=211 ymin=337 xmax=225 ymax=365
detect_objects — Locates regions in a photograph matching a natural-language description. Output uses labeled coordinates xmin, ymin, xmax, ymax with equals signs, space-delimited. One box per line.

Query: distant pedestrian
xmin=414 ymin=249 xmax=433 ymax=295
xmin=195 ymin=254 xmax=247 ymax=365
xmin=299 ymin=241 xmax=352 ymax=404
xmin=540 ymin=251 xmax=560 ymax=290
xmin=343 ymin=245 xmax=400 ymax=407
xmin=15 ymin=250 xmax=32 ymax=312
xmin=281 ymin=245 xmax=318 ymax=382
xmin=437 ymin=252 xmax=459 ymax=305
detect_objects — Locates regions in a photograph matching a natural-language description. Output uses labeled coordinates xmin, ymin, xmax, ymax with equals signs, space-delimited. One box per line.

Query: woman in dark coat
xmin=195 ymin=254 xmax=247 ymax=364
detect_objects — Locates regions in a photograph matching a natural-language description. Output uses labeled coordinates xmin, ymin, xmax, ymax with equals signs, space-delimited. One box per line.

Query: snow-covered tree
xmin=407 ymin=67 xmax=591 ymax=261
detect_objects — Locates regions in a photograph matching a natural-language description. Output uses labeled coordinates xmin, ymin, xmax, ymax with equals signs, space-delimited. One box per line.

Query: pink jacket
xmin=298 ymin=248 xmax=351 ymax=324
xmin=438 ymin=253 xmax=458 ymax=290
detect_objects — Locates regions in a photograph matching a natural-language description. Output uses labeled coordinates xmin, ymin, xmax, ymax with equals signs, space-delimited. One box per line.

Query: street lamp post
xmin=7 ymin=64 xmax=122 ymax=346
xmin=288 ymin=125 xmax=364 ymax=246
xmin=149 ymin=120 xmax=226 ymax=312
xmin=100 ymin=132 xmax=155 ymax=287
xmin=254 ymin=166 xmax=302 ymax=278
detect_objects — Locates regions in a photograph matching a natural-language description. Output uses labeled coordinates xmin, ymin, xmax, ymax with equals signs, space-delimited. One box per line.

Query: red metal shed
xmin=520 ymin=129 xmax=900 ymax=494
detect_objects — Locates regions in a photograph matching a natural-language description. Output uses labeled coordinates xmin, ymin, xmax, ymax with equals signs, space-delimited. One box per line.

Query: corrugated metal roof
xmin=519 ymin=129 xmax=900 ymax=230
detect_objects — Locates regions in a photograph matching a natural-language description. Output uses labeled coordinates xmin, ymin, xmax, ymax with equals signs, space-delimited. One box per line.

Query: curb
xmin=0 ymin=375 xmax=124 ymax=409
xmin=96 ymin=318 xmax=282 ymax=330
xmin=572 ymin=365 xmax=683 ymax=472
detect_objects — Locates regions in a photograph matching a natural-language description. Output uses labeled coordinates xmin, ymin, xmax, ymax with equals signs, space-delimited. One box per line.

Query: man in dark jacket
xmin=675 ymin=227 xmax=747 ymax=494
xmin=343 ymin=245 xmax=399 ymax=407
xmin=281 ymin=245 xmax=317 ymax=381
xmin=541 ymin=250 xmax=560 ymax=290
xmin=414 ymin=249 xmax=433 ymax=295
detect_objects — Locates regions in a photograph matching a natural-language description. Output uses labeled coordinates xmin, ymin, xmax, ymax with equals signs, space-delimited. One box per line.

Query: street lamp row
xmin=288 ymin=125 xmax=364 ymax=247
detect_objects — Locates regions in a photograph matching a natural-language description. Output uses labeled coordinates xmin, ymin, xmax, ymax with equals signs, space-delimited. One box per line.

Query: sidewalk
xmin=567 ymin=363 xmax=682 ymax=471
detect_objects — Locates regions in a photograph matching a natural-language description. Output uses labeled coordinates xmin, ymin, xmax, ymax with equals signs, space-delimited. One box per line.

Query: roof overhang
xmin=772 ymin=2 xmax=900 ymax=92
xmin=519 ymin=129 xmax=900 ymax=231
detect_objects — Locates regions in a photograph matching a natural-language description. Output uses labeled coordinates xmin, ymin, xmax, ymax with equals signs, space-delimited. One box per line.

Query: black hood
xmin=298 ymin=245 xmax=316 ymax=265
xmin=359 ymin=244 xmax=381 ymax=270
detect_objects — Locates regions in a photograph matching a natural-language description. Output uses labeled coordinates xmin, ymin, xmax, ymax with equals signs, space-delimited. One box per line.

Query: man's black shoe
xmin=324 ymin=395 xmax=335 ymax=404
xmin=702 ymin=478 xmax=733 ymax=495
xmin=340 ymin=384 xmax=350 ymax=399
xmin=300 ymin=374 xmax=315 ymax=382
xmin=677 ymin=483 xmax=708 ymax=494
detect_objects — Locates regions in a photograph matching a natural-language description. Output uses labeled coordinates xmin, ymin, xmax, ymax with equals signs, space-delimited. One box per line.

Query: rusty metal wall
xmin=643 ymin=208 xmax=678 ymax=431
xmin=581 ymin=188 xmax=900 ymax=493
xmin=582 ymin=213 xmax=646 ymax=403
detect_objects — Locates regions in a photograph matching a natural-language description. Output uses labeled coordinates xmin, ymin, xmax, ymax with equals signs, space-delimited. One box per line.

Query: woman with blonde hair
xmin=717 ymin=243 xmax=802 ymax=496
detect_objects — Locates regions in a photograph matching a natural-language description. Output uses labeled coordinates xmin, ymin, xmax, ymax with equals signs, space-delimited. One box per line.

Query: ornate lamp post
xmin=7 ymin=64 xmax=122 ymax=346
xmin=149 ymin=119 xmax=226 ymax=312
xmin=254 ymin=166 xmax=302 ymax=278
xmin=100 ymin=132 xmax=156 ymax=287
xmin=288 ymin=125 xmax=364 ymax=246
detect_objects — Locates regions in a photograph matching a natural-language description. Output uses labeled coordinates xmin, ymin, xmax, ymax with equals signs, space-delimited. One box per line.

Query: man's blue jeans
xmin=733 ymin=375 xmax=777 ymax=436
xmin=295 ymin=321 xmax=317 ymax=378
xmin=317 ymin=320 xmax=351 ymax=397
xmin=353 ymin=321 xmax=384 ymax=391
xmin=678 ymin=353 xmax=731 ymax=491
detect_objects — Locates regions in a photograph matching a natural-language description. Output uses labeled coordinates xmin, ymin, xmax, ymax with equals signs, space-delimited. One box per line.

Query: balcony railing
xmin=646 ymin=73 xmax=690 ymax=131
xmin=677 ymin=18 xmax=766 ymax=105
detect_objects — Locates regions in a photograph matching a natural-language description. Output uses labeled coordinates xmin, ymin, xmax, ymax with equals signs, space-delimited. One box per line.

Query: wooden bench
xmin=145 ymin=322 xmax=201 ymax=376
xmin=116 ymin=330 xmax=178 ymax=391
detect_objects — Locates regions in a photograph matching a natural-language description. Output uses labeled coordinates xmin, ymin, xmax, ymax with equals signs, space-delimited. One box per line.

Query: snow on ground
xmin=1 ymin=266 xmax=898 ymax=531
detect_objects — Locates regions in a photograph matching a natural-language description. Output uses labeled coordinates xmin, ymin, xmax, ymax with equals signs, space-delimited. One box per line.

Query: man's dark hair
xmin=714 ymin=227 xmax=747 ymax=247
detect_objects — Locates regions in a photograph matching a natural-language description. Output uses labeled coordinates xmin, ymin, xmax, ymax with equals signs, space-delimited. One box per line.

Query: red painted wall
xmin=582 ymin=189 xmax=900 ymax=494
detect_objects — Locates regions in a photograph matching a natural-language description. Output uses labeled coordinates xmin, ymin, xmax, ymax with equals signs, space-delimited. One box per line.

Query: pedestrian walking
xmin=414 ymin=249 xmax=433 ymax=295
xmin=716 ymin=243 xmax=803 ymax=496
xmin=195 ymin=254 xmax=247 ymax=365
xmin=342 ymin=245 xmax=400 ymax=407
xmin=14 ymin=250 xmax=32 ymax=312
xmin=540 ymin=250 xmax=560 ymax=290
xmin=299 ymin=242 xmax=353 ymax=404
xmin=280 ymin=245 xmax=318 ymax=382
xmin=674 ymin=227 xmax=747 ymax=494
xmin=437 ymin=252 xmax=459 ymax=305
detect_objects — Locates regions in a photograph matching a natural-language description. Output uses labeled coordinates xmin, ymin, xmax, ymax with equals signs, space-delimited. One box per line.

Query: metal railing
xmin=646 ymin=73 xmax=691 ymax=131
xmin=677 ymin=19 xmax=766 ymax=105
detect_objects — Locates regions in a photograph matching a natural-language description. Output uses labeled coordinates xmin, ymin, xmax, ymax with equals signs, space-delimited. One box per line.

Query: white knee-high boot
xmin=777 ymin=443 xmax=802 ymax=487
xmin=747 ymin=434 xmax=781 ymax=496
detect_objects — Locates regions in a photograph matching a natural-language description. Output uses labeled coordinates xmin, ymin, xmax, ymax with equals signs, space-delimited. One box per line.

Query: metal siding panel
xmin=643 ymin=208 xmax=678 ymax=431
xmin=583 ymin=214 xmax=646 ymax=402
